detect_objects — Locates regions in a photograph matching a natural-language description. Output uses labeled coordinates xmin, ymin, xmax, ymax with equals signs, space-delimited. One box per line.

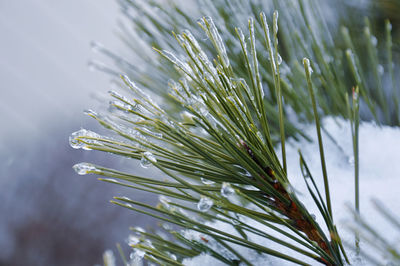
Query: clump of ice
xmin=182 ymin=117 xmax=400 ymax=265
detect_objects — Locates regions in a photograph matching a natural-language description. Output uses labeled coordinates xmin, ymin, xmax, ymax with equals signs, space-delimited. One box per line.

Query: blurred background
xmin=0 ymin=1 xmax=158 ymax=265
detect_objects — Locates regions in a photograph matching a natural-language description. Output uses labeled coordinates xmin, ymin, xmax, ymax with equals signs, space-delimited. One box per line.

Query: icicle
xmin=197 ymin=196 xmax=214 ymax=212
xmin=73 ymin=162 xmax=98 ymax=175
xmin=140 ymin=151 xmax=157 ymax=168
xmin=221 ymin=182 xmax=235 ymax=197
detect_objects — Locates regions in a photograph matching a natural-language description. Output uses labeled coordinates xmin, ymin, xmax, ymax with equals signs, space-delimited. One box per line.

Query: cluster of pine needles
xmin=72 ymin=0 xmax=400 ymax=265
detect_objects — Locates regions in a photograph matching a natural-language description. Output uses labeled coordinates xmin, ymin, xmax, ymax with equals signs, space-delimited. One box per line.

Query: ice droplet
xmin=73 ymin=162 xmax=98 ymax=175
xmin=170 ymin=254 xmax=177 ymax=261
xmin=221 ymin=182 xmax=235 ymax=197
xmin=277 ymin=54 xmax=282 ymax=65
xmin=303 ymin=58 xmax=313 ymax=74
xmin=83 ymin=109 xmax=98 ymax=118
xmin=127 ymin=235 xmax=140 ymax=246
xmin=109 ymin=100 xmax=134 ymax=113
xmin=310 ymin=214 xmax=316 ymax=220
xmin=348 ymin=156 xmax=355 ymax=166
xmin=197 ymin=196 xmax=213 ymax=212
xmin=140 ymin=152 xmax=157 ymax=168
xmin=201 ymin=178 xmax=215 ymax=185
xmin=121 ymin=196 xmax=132 ymax=201
xmin=87 ymin=61 xmax=97 ymax=72
xmin=141 ymin=128 xmax=162 ymax=139
xmin=234 ymin=165 xmax=252 ymax=178
xmin=90 ymin=41 xmax=104 ymax=53
xmin=102 ymin=178 xmax=118 ymax=183
xmin=134 ymin=226 xmax=146 ymax=233
xmin=69 ymin=128 xmax=101 ymax=150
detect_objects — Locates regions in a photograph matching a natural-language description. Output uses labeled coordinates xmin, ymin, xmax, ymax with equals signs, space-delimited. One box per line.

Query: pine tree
xmin=72 ymin=0 xmax=400 ymax=265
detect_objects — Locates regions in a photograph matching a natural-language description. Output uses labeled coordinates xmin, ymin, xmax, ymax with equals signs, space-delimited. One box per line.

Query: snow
xmin=181 ymin=117 xmax=400 ymax=265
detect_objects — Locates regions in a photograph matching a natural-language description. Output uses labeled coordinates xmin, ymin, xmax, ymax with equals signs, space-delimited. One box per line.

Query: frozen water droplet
xmin=378 ymin=64 xmax=384 ymax=75
xmin=197 ymin=196 xmax=213 ymax=212
xmin=87 ymin=61 xmax=97 ymax=72
xmin=234 ymin=165 xmax=252 ymax=178
xmin=102 ymin=178 xmax=118 ymax=183
xmin=127 ymin=235 xmax=140 ymax=246
xmin=170 ymin=254 xmax=177 ymax=261
xmin=348 ymin=156 xmax=355 ymax=166
xmin=133 ymin=226 xmax=146 ymax=233
xmin=371 ymin=35 xmax=377 ymax=46
xmin=141 ymin=128 xmax=162 ymax=139
xmin=69 ymin=128 xmax=102 ymax=150
xmin=310 ymin=214 xmax=316 ymax=220
xmin=303 ymin=58 xmax=313 ymax=74
xmin=73 ymin=162 xmax=98 ymax=175
xmin=83 ymin=109 xmax=98 ymax=118
xmin=121 ymin=196 xmax=132 ymax=201
xmin=109 ymin=100 xmax=134 ymax=113
xmin=90 ymin=41 xmax=104 ymax=53
xmin=221 ymin=182 xmax=235 ymax=197
xmin=277 ymin=54 xmax=282 ymax=65
xmin=140 ymin=152 xmax=157 ymax=168
xmin=201 ymin=178 xmax=215 ymax=185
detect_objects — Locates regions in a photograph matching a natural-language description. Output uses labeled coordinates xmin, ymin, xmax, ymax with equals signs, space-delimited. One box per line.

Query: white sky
xmin=0 ymin=0 xmax=120 ymax=143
